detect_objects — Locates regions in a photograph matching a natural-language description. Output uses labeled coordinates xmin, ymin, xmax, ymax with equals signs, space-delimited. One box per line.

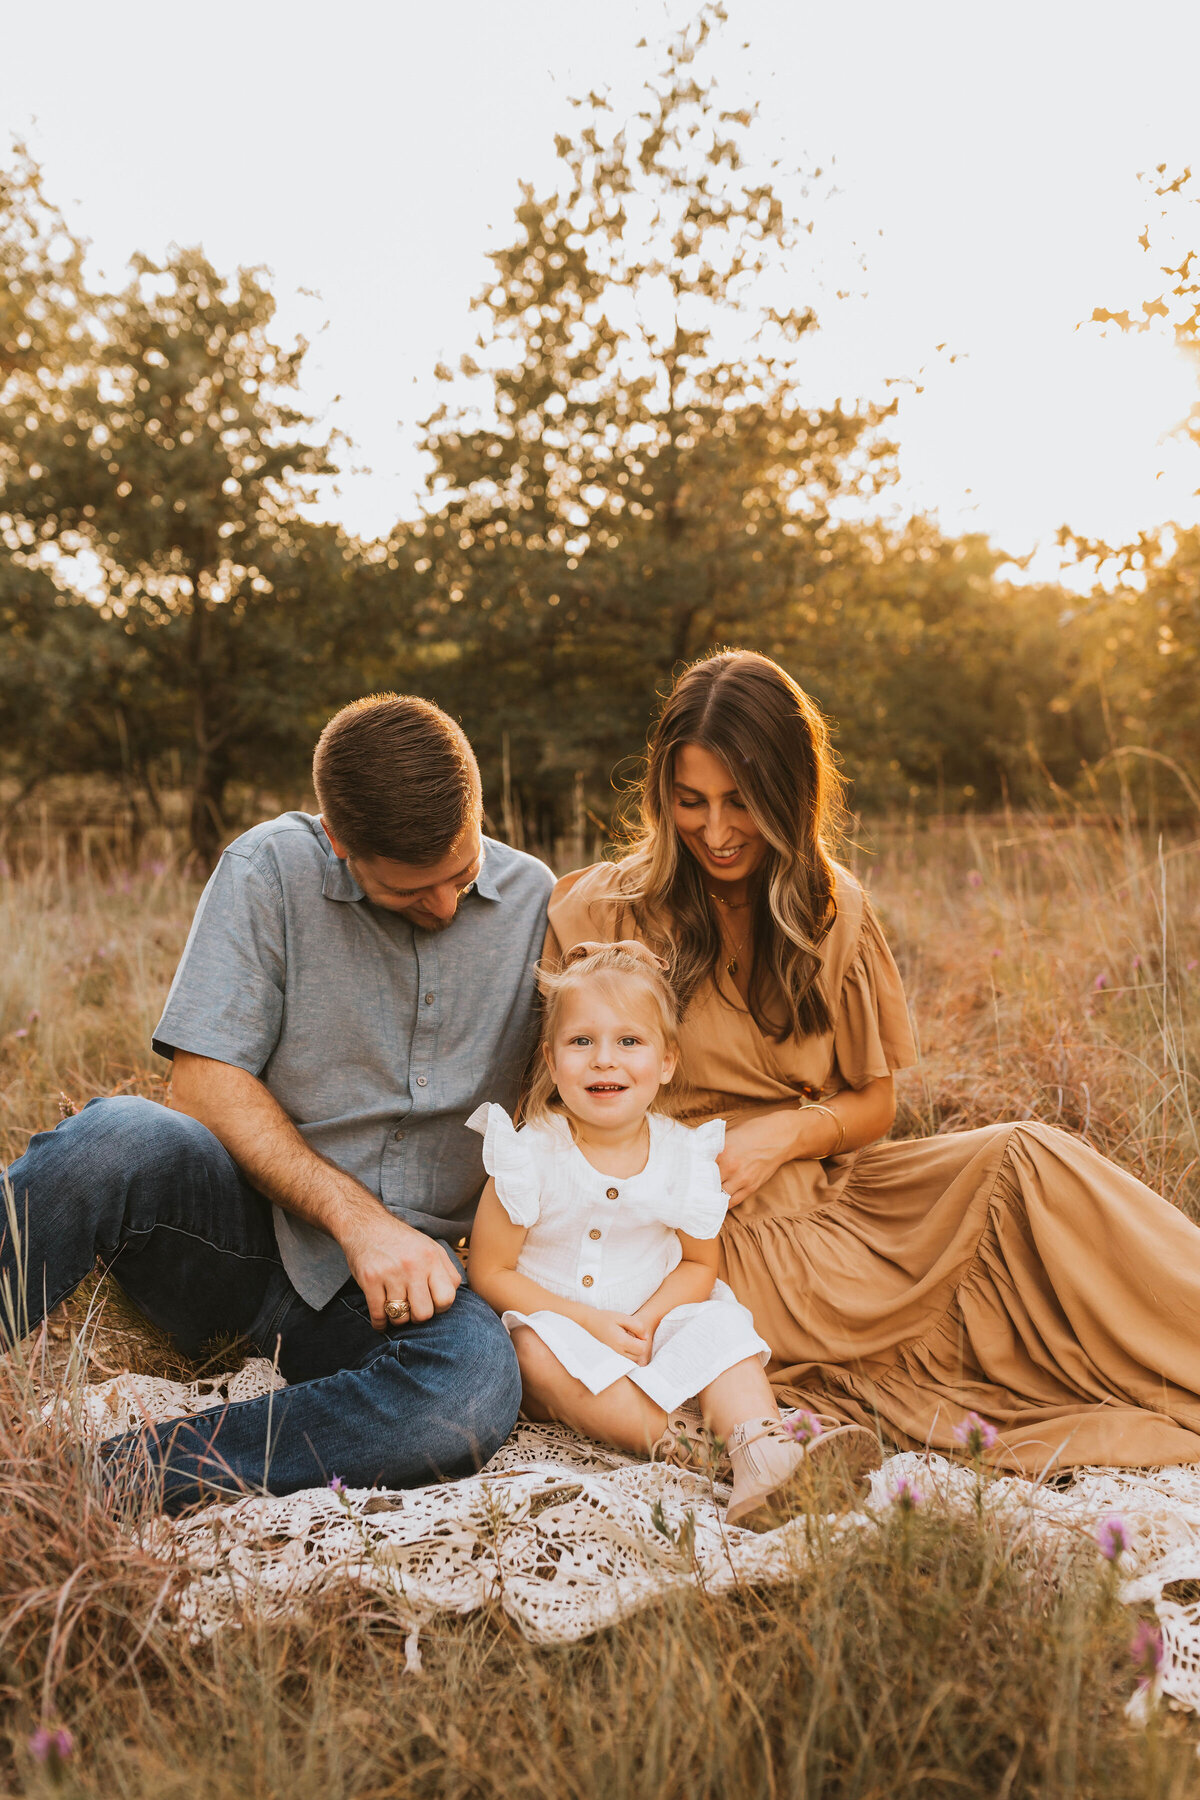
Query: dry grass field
xmin=3 ymin=802 xmax=1200 ymax=1797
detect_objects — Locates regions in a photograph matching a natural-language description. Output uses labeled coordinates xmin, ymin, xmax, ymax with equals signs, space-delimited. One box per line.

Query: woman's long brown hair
xmin=619 ymin=650 xmax=847 ymax=1040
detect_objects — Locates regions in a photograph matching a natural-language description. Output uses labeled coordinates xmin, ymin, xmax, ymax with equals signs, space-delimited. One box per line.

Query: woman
xmin=543 ymin=649 xmax=1200 ymax=1475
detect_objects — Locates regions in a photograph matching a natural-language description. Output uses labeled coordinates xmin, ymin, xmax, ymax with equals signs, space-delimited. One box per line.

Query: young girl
xmin=467 ymin=940 xmax=882 ymax=1530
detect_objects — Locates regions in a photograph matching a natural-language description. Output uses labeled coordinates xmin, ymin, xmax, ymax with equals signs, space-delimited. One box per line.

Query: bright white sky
xmin=6 ymin=0 xmax=1200 ymax=588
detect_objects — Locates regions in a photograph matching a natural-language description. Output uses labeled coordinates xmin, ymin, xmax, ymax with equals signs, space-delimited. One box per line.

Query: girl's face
xmin=544 ymin=981 xmax=677 ymax=1134
xmin=671 ymin=742 xmax=769 ymax=891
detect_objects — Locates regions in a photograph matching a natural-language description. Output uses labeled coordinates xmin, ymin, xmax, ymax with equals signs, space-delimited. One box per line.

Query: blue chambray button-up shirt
xmin=153 ymin=812 xmax=553 ymax=1308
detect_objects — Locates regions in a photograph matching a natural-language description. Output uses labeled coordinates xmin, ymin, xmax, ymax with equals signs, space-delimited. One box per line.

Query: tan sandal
xmin=648 ymin=1413 xmax=729 ymax=1478
xmin=725 ymin=1414 xmax=882 ymax=1532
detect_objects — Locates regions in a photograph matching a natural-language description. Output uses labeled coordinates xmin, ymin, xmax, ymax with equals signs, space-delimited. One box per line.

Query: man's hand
xmin=586 ymin=1311 xmax=652 ymax=1364
xmin=340 ymin=1208 xmax=461 ymax=1329
xmin=170 ymin=1051 xmax=462 ymax=1328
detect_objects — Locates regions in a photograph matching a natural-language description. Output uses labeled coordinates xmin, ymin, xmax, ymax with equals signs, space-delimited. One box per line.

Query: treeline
xmin=3 ymin=15 xmax=1199 ymax=864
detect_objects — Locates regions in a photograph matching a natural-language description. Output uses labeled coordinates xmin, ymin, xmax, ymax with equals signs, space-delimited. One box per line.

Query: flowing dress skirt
xmin=720 ymin=1120 xmax=1200 ymax=1473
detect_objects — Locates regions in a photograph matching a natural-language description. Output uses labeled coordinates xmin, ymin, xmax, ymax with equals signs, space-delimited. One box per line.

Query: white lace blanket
xmin=62 ymin=1360 xmax=1200 ymax=1713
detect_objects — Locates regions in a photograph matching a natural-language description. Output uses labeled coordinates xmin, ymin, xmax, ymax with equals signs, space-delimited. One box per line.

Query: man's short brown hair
xmin=313 ymin=694 xmax=481 ymax=864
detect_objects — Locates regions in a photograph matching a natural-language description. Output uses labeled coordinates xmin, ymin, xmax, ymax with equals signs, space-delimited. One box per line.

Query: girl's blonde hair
xmin=522 ymin=940 xmax=686 ymax=1125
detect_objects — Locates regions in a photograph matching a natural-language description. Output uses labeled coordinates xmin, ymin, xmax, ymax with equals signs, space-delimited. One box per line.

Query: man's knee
xmin=447 ymin=1297 xmax=522 ymax=1469
xmin=14 ymin=1094 xmax=226 ymax=1191
xmin=396 ymin=1295 xmax=521 ymax=1478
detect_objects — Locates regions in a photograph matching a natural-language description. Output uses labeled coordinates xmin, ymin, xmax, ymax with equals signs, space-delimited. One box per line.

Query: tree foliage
xmin=416 ymin=7 xmax=896 ymax=816
xmin=4 ymin=21 xmax=1195 ymax=855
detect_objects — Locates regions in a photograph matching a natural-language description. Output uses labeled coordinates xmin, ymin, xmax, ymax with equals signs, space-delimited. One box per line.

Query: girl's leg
xmin=698 ymin=1356 xmax=882 ymax=1529
xmin=696 ymin=1357 xmax=781 ymax=1441
xmin=512 ymin=1326 xmax=667 ymax=1456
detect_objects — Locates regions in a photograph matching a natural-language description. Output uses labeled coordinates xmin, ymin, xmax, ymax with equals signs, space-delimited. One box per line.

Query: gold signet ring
xmin=384 ymin=1298 xmax=411 ymax=1324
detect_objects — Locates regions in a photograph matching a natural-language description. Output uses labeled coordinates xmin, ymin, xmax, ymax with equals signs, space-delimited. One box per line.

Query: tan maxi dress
xmin=548 ymin=860 xmax=1200 ymax=1475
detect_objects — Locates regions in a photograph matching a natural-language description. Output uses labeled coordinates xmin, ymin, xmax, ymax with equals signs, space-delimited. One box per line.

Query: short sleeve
xmin=650 ymin=1118 xmax=729 ymax=1240
xmin=832 ymin=897 xmax=919 ymax=1090
xmin=465 ymin=1104 xmax=541 ymax=1227
xmin=544 ymin=862 xmax=635 ymax=965
xmin=152 ymin=850 xmax=285 ymax=1072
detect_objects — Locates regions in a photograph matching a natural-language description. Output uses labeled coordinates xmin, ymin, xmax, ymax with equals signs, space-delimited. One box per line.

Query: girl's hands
xmin=718 ymin=1110 xmax=806 ymax=1207
xmin=587 ymin=1311 xmax=653 ymax=1364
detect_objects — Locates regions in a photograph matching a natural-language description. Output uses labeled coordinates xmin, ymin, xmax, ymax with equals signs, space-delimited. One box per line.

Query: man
xmin=2 ymin=694 xmax=552 ymax=1511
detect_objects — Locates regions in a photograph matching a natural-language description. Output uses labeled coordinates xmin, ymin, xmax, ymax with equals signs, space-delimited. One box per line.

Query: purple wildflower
xmin=1132 ymin=955 xmax=1142 ymax=971
xmin=29 ymin=1726 xmax=73 ymax=1767
xmin=1095 ymin=1515 xmax=1128 ymax=1562
xmin=953 ymin=1412 xmax=999 ymax=1458
xmin=784 ymin=1410 xmax=825 ymax=1447
xmin=1094 ymin=972 xmax=1109 ymax=991
xmin=891 ymin=1475 xmax=923 ymax=1513
xmin=1130 ymin=1619 xmax=1163 ymax=1686
xmin=13 ymin=1028 xmax=27 ymax=1040
xmin=329 ymin=1475 xmax=347 ymax=1496
xmin=1188 ymin=959 xmax=1199 ymax=973
xmin=966 ymin=870 xmax=984 ymax=890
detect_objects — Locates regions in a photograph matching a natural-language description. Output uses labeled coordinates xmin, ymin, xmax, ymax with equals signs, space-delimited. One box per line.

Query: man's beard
xmin=400 ymin=906 xmax=456 ymax=933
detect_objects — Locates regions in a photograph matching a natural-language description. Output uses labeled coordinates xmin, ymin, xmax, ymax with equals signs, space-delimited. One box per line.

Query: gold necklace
xmin=708 ymin=892 xmax=751 ymax=977
xmin=715 ymin=910 xmax=752 ymax=978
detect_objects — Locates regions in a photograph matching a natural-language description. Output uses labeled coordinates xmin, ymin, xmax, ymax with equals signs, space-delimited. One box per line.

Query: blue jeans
xmin=2 ymin=1096 xmax=521 ymax=1514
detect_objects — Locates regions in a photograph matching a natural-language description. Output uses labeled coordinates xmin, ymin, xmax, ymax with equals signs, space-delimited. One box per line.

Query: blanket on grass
xmin=57 ymin=1358 xmax=1200 ymax=1718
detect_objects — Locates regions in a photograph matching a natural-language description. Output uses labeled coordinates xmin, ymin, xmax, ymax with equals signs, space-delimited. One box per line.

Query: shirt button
xmin=606 ymin=1187 xmax=619 ymax=1200
xmin=582 ymin=1275 xmax=594 ymax=1288
xmin=393 ymin=1129 xmax=405 ymax=1142
xmin=589 ymin=1228 xmax=601 ymax=1240
xmin=415 ymin=1076 xmax=428 ymax=1088
xmin=425 ymin=992 xmax=435 ymax=1005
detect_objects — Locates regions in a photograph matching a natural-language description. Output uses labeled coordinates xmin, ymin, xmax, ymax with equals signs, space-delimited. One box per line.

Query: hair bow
xmin=565 ymin=938 xmax=670 ymax=973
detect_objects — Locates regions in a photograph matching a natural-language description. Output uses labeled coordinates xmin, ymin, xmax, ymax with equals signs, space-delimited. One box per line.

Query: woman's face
xmin=670 ymin=742 xmax=769 ymax=892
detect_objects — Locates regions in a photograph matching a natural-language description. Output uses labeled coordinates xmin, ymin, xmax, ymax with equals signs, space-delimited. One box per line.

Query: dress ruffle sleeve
xmin=545 ymin=862 xmax=641 ymax=965
xmin=465 ymin=1103 xmax=541 ymax=1227
xmin=649 ymin=1118 xmax=729 ymax=1240
xmin=831 ymin=897 xmax=919 ymax=1090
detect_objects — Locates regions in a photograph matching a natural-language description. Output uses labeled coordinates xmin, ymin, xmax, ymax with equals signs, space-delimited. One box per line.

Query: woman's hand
xmin=718 ymin=1078 xmax=896 ymax=1207
xmin=587 ymin=1311 xmax=653 ymax=1364
xmin=718 ymin=1110 xmax=806 ymax=1207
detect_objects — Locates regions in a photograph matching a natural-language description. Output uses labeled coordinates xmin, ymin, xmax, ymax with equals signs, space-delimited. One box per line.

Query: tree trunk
xmin=188 ymin=749 xmax=228 ymax=873
xmin=185 ymin=572 xmax=228 ymax=872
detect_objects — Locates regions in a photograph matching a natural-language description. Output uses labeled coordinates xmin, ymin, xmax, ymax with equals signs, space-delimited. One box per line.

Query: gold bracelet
xmin=798 ymin=1101 xmax=846 ymax=1156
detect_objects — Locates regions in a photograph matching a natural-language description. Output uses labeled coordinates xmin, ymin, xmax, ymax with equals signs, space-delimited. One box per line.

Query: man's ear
xmin=320 ymin=815 xmax=348 ymax=859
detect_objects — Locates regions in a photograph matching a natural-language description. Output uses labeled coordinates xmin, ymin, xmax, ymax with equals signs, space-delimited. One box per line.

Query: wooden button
xmin=589 ymin=1228 xmax=601 ymax=1240
xmin=582 ymin=1275 xmax=594 ymax=1288
xmin=606 ymin=1186 xmax=619 ymax=1200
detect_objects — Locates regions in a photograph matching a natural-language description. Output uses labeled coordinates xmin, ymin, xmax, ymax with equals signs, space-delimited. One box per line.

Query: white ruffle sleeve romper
xmin=465 ymin=1104 xmax=770 ymax=1413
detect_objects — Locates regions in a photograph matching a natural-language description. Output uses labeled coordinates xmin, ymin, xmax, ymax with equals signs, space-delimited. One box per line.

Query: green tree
xmin=0 ymin=201 xmax=342 ymax=863
xmin=416 ymin=5 xmax=895 ymax=828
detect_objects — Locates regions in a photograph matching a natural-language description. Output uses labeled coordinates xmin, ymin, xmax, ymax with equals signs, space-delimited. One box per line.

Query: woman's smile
xmin=671 ymin=742 xmax=768 ymax=896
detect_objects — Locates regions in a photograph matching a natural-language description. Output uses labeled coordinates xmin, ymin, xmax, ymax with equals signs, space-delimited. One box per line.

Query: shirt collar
xmin=316 ymin=820 xmax=364 ymax=903
xmin=472 ymin=843 xmax=501 ymax=903
xmin=317 ymin=822 xmax=502 ymax=906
